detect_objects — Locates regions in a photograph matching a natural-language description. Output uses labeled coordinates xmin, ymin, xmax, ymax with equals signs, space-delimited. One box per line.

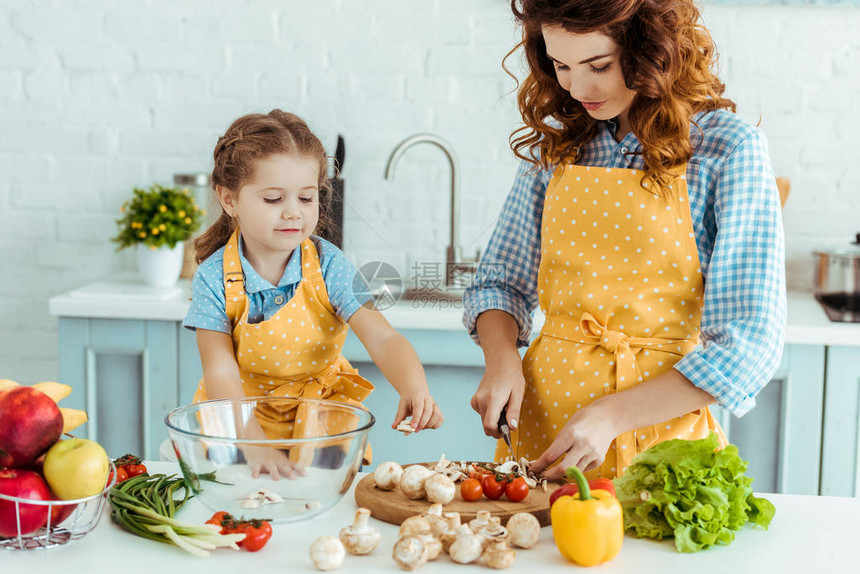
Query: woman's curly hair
xmin=507 ymin=0 xmax=736 ymax=190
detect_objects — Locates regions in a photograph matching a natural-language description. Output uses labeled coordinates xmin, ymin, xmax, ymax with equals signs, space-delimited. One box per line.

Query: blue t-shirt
xmin=183 ymin=235 xmax=369 ymax=334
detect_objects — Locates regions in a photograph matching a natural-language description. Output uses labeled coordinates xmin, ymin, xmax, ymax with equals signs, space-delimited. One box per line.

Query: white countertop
xmin=49 ymin=274 xmax=860 ymax=346
xmin=1 ymin=461 xmax=855 ymax=573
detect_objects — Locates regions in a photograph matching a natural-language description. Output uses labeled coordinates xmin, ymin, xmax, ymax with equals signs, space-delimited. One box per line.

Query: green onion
xmin=108 ymin=473 xmax=245 ymax=556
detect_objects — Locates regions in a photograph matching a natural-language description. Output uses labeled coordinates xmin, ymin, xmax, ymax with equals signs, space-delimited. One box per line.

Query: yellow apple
xmin=42 ymin=438 xmax=110 ymax=500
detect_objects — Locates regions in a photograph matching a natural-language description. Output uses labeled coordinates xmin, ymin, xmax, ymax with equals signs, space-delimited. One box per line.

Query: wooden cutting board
xmin=354 ymin=464 xmax=560 ymax=527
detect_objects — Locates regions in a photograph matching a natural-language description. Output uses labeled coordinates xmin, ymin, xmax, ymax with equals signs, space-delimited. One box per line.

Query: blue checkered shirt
xmin=463 ymin=109 xmax=786 ymax=418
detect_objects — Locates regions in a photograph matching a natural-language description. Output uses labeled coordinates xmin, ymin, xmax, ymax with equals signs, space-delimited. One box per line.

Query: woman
xmin=463 ymin=0 xmax=785 ymax=480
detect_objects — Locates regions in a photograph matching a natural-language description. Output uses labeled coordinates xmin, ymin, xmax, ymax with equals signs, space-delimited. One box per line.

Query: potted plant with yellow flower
xmin=113 ymin=184 xmax=205 ymax=287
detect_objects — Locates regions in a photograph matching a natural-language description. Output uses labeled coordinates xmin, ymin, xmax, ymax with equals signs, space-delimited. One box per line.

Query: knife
xmin=334 ymin=134 xmax=345 ymax=178
xmin=497 ymin=407 xmax=516 ymax=462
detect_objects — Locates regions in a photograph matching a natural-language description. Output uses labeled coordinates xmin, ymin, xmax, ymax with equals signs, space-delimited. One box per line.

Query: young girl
xmin=464 ymin=0 xmax=785 ymax=480
xmin=184 ymin=109 xmax=443 ymax=478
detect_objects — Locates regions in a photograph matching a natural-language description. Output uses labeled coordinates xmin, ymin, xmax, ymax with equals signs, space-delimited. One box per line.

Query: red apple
xmin=0 ymin=468 xmax=52 ymax=537
xmin=0 ymin=386 xmax=64 ymax=468
xmin=48 ymin=496 xmax=77 ymax=527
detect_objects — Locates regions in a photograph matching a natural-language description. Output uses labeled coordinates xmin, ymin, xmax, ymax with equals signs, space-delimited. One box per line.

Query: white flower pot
xmin=136 ymin=243 xmax=185 ymax=287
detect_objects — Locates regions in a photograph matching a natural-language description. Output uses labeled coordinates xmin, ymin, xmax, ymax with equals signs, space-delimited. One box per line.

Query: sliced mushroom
xmin=241 ymin=488 xmax=286 ymax=509
xmin=432 ymin=453 xmax=451 ymax=473
xmin=468 ymin=510 xmax=493 ymax=533
xmin=392 ymin=535 xmax=428 ymax=570
xmin=449 ymin=530 xmax=485 ymax=564
xmin=373 ymin=461 xmax=403 ymax=491
xmin=310 ymin=535 xmax=345 ymax=571
xmin=339 ymin=507 xmax=381 ymax=555
xmin=482 ymin=539 xmax=516 ymax=569
xmin=506 ymin=512 xmax=540 ymax=549
xmin=423 ymin=503 xmax=447 ymax=537
xmin=424 ymin=473 xmax=456 ymax=505
xmin=396 ymin=420 xmax=417 ymax=435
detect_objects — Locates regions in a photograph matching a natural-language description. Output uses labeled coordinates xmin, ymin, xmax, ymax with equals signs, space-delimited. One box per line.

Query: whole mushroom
xmin=392 ymin=535 xmax=429 ymax=570
xmin=479 ymin=524 xmax=511 ymax=549
xmin=440 ymin=513 xmax=463 ymax=553
xmin=339 ymin=507 xmax=381 ymax=555
xmin=400 ymin=465 xmax=433 ymax=500
xmin=424 ymin=473 xmax=456 ymax=504
xmin=399 ymin=515 xmax=431 ymax=538
xmin=310 ymin=535 xmax=346 ymax=571
xmin=506 ymin=512 xmax=540 ymax=549
xmin=423 ymin=503 xmax=447 ymax=537
xmin=449 ymin=529 xmax=485 ymax=564
xmin=482 ymin=538 xmax=516 ymax=570
xmin=468 ymin=510 xmax=493 ymax=533
xmin=373 ymin=461 xmax=403 ymax=491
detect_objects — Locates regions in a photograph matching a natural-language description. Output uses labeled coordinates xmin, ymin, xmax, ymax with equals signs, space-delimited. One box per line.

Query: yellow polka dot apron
xmin=193 ymin=229 xmax=374 ymax=465
xmin=498 ymin=163 xmax=726 ymax=478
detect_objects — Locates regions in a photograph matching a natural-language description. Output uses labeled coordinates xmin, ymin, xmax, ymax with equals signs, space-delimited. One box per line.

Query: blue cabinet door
xmin=711 ymin=344 xmax=824 ymax=495
xmin=57 ymin=318 xmax=180 ymax=460
xmin=820 ymin=346 xmax=860 ymax=497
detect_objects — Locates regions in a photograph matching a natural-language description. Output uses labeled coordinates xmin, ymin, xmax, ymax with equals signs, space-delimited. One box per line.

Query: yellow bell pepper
xmin=550 ymin=465 xmax=624 ymax=567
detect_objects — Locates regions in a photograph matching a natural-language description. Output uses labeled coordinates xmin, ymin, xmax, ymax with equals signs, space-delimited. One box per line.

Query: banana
xmin=1 ymin=379 xmax=88 ymax=433
xmin=59 ymin=407 xmax=88 ymax=434
xmin=32 ymin=381 xmax=73 ymax=403
xmin=0 ymin=379 xmax=20 ymax=392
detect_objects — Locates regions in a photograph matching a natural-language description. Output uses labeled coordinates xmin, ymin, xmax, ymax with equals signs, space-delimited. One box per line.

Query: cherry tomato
xmin=460 ymin=478 xmax=483 ymax=502
xmin=113 ymin=454 xmax=148 ymax=482
xmin=124 ymin=463 xmax=147 ymax=478
xmin=236 ymin=519 xmax=273 ymax=552
xmin=113 ymin=467 xmax=128 ymax=484
xmin=504 ymin=477 xmax=529 ymax=502
xmin=481 ymin=475 xmax=506 ymax=500
xmin=206 ymin=511 xmax=234 ymax=533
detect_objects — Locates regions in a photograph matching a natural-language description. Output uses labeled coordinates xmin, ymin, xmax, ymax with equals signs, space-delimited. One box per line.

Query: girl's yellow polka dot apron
xmin=194 ymin=229 xmax=374 ymax=465
xmin=499 ymin=164 xmax=726 ymax=478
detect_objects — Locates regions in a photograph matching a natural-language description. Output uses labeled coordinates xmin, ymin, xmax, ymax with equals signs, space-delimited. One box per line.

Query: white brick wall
xmin=0 ymin=1 xmax=857 ymax=383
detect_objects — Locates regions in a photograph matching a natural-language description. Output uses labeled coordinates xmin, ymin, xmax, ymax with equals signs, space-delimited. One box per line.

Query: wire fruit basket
xmin=0 ymin=462 xmax=116 ymax=551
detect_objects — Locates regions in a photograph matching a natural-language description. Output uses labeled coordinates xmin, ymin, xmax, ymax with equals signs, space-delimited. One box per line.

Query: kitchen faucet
xmin=384 ymin=133 xmax=479 ymax=290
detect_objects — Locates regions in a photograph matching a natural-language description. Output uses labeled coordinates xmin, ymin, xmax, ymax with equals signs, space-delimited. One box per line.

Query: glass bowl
xmin=0 ymin=462 xmax=116 ymax=551
xmin=165 ymin=397 xmax=374 ymax=523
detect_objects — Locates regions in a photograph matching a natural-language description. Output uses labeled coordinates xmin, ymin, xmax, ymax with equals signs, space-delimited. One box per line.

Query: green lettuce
xmin=612 ymin=433 xmax=776 ymax=553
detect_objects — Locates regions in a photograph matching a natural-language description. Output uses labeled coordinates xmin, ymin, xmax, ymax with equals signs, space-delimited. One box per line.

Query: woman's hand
xmin=393 ymin=390 xmax=444 ymax=432
xmin=472 ymin=310 xmax=526 ymax=439
xmin=471 ymin=354 xmax=526 ymax=439
xmin=528 ymin=397 xmax=617 ymax=480
xmin=241 ymin=445 xmax=306 ymax=480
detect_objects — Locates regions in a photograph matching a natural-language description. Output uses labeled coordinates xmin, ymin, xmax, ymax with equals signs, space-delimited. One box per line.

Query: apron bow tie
xmin=580 ymin=314 xmax=630 ymax=354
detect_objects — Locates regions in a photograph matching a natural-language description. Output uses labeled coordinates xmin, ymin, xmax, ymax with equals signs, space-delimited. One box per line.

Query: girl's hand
xmin=470 ymin=353 xmax=526 ymax=439
xmin=241 ymin=445 xmax=307 ymax=480
xmin=528 ymin=398 xmax=617 ymax=480
xmin=393 ymin=391 xmax=443 ymax=432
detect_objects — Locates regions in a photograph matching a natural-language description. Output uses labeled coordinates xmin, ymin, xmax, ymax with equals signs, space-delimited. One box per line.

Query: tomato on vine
xmin=504 ymin=477 xmax=529 ymax=502
xmin=236 ymin=519 xmax=273 ymax=552
xmin=481 ymin=474 xmax=507 ymax=500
